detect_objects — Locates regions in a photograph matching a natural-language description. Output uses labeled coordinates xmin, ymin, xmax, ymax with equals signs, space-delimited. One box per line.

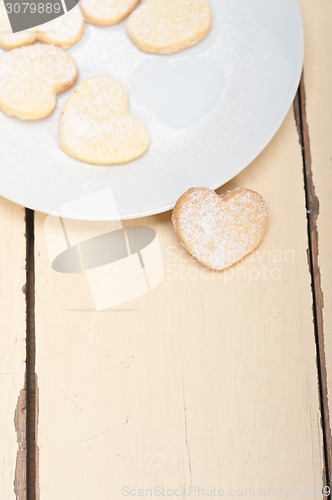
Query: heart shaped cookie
xmin=59 ymin=76 xmax=150 ymax=165
xmin=127 ymin=0 xmax=212 ymax=54
xmin=80 ymin=0 xmax=139 ymax=26
xmin=172 ymin=188 xmax=268 ymax=271
xmin=0 ymin=5 xmax=84 ymax=50
xmin=0 ymin=44 xmax=77 ymax=120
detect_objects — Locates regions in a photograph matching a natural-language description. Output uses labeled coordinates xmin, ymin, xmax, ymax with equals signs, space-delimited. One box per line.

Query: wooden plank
xmin=34 ymin=107 xmax=324 ymax=499
xmin=297 ymin=0 xmax=332 ymax=483
xmin=0 ymin=199 xmax=27 ymax=499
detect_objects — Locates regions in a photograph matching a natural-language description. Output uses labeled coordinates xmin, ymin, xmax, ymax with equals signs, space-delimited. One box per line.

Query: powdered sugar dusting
xmin=0 ymin=44 xmax=77 ymax=119
xmin=0 ymin=0 xmax=301 ymax=218
xmin=127 ymin=0 xmax=211 ymax=54
xmin=80 ymin=0 xmax=138 ymax=25
xmin=59 ymin=75 xmax=149 ymax=164
xmin=38 ymin=7 xmax=84 ymax=49
xmin=0 ymin=5 xmax=84 ymax=49
xmin=172 ymin=187 xmax=268 ymax=270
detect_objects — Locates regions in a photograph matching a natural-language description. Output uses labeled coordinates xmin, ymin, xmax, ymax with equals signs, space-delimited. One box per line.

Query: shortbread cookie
xmin=127 ymin=0 xmax=211 ymax=54
xmin=59 ymin=76 xmax=149 ymax=165
xmin=0 ymin=5 xmax=84 ymax=50
xmin=172 ymin=188 xmax=268 ymax=271
xmin=80 ymin=0 xmax=139 ymax=26
xmin=0 ymin=44 xmax=77 ymax=119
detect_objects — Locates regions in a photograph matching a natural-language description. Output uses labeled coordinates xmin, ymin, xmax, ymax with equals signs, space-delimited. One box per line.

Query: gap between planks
xmin=293 ymin=78 xmax=332 ymax=493
xmin=25 ymin=208 xmax=38 ymax=500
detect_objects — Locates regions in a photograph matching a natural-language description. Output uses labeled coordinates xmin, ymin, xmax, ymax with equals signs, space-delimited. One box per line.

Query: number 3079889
xmin=5 ymin=3 xmax=62 ymax=14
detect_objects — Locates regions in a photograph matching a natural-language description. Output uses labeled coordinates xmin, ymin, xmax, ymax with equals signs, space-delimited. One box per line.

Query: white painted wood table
xmin=0 ymin=1 xmax=331 ymax=498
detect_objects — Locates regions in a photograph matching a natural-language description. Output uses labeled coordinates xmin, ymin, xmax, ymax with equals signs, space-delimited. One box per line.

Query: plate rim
xmin=0 ymin=0 xmax=304 ymax=221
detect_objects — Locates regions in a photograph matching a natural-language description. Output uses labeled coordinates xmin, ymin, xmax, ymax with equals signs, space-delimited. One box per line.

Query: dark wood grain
xmin=25 ymin=209 xmax=38 ymax=500
xmin=294 ymin=77 xmax=332 ymax=493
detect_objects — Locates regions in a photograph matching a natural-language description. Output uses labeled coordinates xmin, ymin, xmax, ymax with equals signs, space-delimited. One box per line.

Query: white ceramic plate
xmin=0 ymin=0 xmax=304 ymax=220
